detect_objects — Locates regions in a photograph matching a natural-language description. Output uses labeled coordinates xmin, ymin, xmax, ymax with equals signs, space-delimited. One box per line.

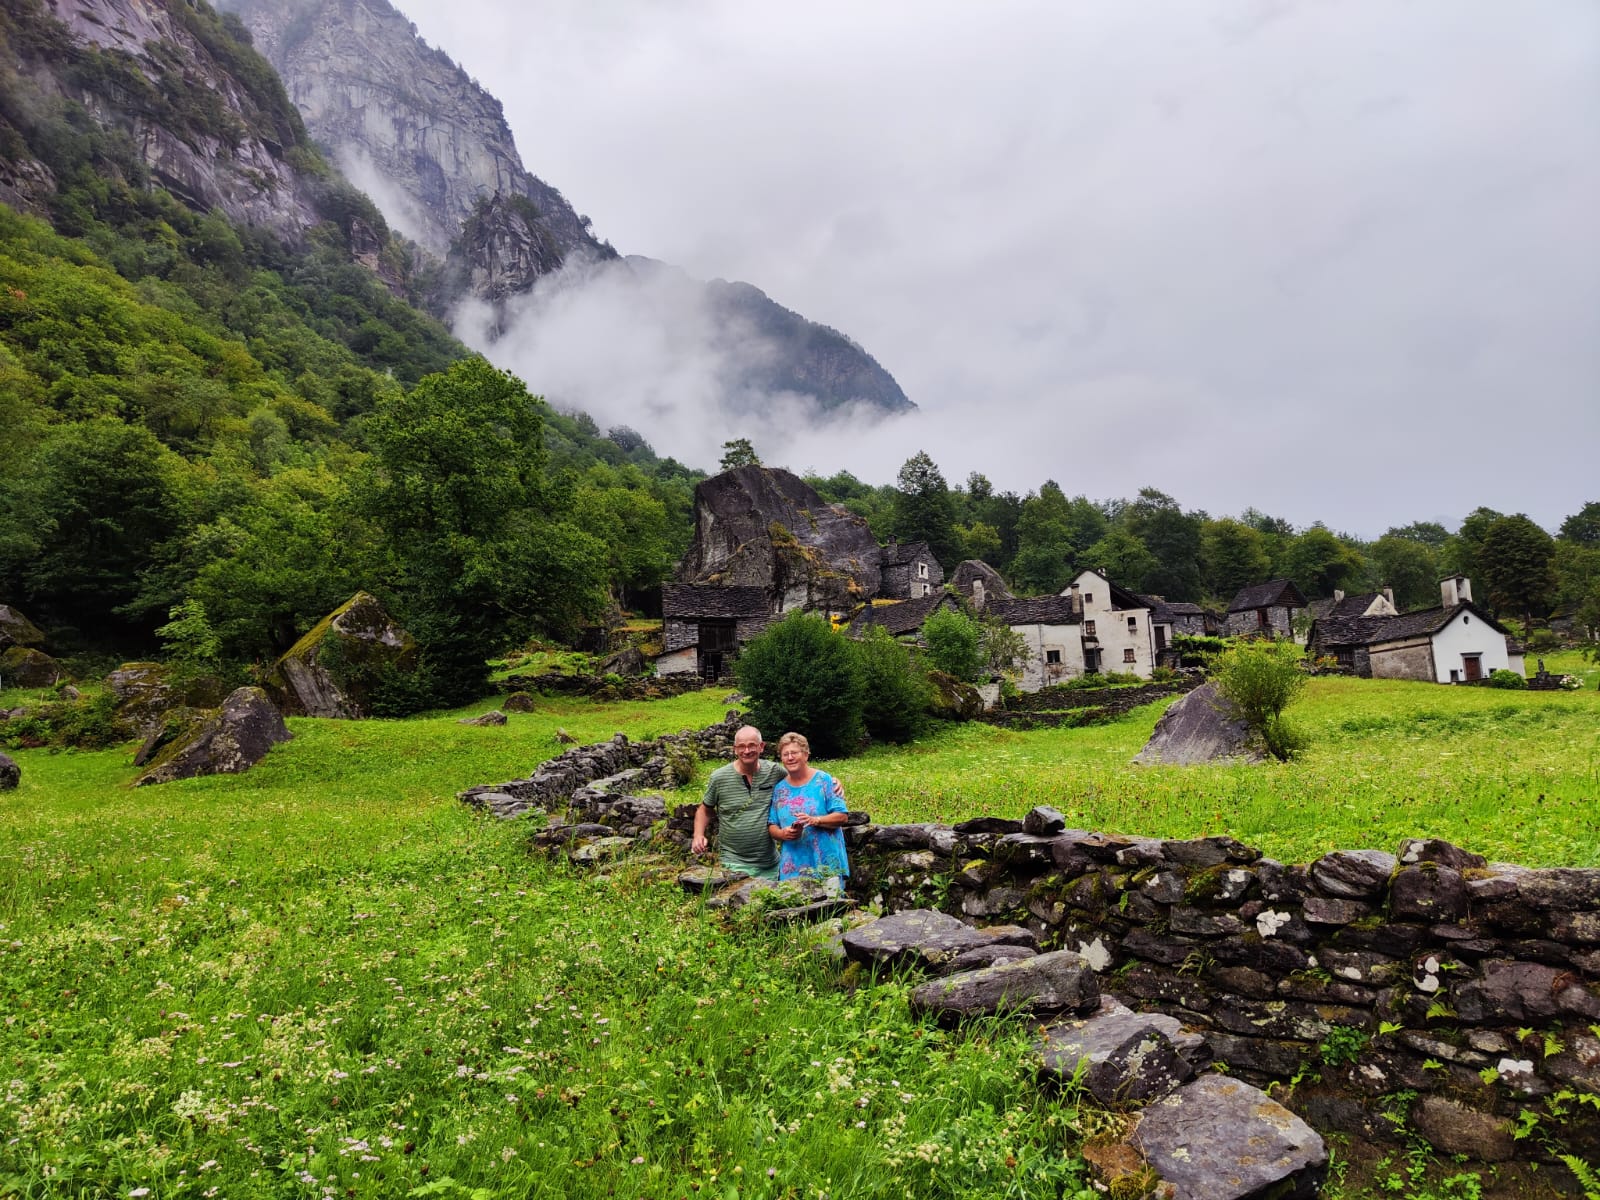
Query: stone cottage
xmin=656 ymin=584 xmax=775 ymax=680
xmin=845 ymin=592 xmax=960 ymax=642
xmin=1224 ymin=579 xmax=1308 ymax=638
xmin=949 ymin=560 xmax=1012 ymax=610
xmin=877 ymin=538 xmax=944 ymax=600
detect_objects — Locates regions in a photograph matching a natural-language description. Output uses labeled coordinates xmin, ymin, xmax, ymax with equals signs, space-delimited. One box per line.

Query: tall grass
xmin=4 ymin=675 xmax=1597 ymax=1197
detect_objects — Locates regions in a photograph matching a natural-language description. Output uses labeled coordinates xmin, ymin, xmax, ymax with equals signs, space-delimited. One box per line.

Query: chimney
xmin=1382 ymin=586 xmax=1395 ymax=610
xmin=1440 ymin=575 xmax=1471 ymax=607
xmin=1456 ymin=576 xmax=1472 ymax=604
xmin=1070 ymin=583 xmax=1082 ymax=614
xmin=1333 ymin=589 xmax=1345 ymax=604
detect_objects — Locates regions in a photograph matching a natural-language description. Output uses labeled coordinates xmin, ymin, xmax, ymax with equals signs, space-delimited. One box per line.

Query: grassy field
xmin=838 ymin=672 xmax=1600 ymax=867
xmin=3 ymin=671 xmax=1599 ymax=1197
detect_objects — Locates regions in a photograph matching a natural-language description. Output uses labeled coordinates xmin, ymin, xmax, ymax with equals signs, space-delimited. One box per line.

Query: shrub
xmin=1172 ymin=633 xmax=1226 ymax=668
xmin=734 ymin=611 xmax=864 ymax=757
xmin=853 ymin=626 xmax=930 ymax=744
xmin=921 ymin=606 xmax=984 ymax=682
xmin=1485 ymin=668 xmax=1527 ymax=689
xmin=1213 ymin=638 xmax=1309 ymax=761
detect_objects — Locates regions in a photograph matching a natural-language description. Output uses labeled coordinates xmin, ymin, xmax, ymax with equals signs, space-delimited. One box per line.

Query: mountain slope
xmin=224 ymin=0 xmax=916 ymax=417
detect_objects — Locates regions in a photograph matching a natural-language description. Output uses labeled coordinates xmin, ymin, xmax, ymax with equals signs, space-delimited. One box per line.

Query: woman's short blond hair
xmin=776 ymin=731 xmax=810 ymax=754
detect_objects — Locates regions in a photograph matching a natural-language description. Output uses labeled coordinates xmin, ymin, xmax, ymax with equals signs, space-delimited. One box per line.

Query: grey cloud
xmin=404 ymin=0 xmax=1599 ymax=536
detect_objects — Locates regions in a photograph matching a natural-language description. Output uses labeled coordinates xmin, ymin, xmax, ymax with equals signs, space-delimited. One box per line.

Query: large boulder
xmin=0 ymin=646 xmax=68 ymax=688
xmin=926 ymin=670 xmax=985 ymax=721
xmin=135 ymin=687 xmax=291 ymax=786
xmin=1133 ymin=681 xmax=1262 ymax=766
xmin=265 ymin=592 xmax=417 ymax=718
xmin=107 ymin=663 xmax=226 ymax=738
xmin=0 ymin=606 xmax=45 ymax=651
xmin=675 ymin=465 xmax=882 ymax=611
xmin=0 ymin=751 xmax=18 ymax=791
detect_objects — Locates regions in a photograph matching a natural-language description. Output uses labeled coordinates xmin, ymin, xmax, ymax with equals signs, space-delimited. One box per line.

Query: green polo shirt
xmin=702 ymin=759 xmax=785 ymax=877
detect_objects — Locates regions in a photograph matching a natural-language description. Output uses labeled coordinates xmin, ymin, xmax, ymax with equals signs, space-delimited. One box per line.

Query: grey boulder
xmin=135 ymin=688 xmax=291 ymax=786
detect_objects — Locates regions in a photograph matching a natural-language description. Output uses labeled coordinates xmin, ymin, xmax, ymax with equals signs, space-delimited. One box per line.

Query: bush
xmin=1213 ymin=638 xmax=1309 ymax=761
xmin=1172 ymin=633 xmax=1225 ymax=668
xmin=921 ymin=606 xmax=984 ymax=682
xmin=853 ymin=626 xmax=930 ymax=744
xmin=734 ymin=611 xmax=864 ymax=757
xmin=1485 ymin=668 xmax=1527 ymax=689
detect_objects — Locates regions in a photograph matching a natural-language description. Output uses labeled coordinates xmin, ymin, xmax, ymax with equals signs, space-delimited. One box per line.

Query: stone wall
xmin=464 ymin=720 xmax=1600 ymax=1167
xmin=838 ymin=818 xmax=1600 ymax=1163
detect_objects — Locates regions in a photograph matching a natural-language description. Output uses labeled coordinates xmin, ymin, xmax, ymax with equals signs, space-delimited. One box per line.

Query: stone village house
xmin=1224 ymin=578 xmax=1308 ymax=638
xmin=878 ymin=538 xmax=945 ymax=600
xmin=656 ymin=584 xmax=775 ymax=681
xmin=1306 ymin=575 xmax=1525 ymax=683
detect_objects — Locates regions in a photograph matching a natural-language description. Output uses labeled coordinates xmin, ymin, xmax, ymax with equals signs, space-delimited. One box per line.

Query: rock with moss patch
xmin=0 ymin=646 xmax=69 ymax=688
xmin=925 ymin=670 xmax=984 ymax=721
xmin=0 ymin=751 xmax=18 ymax=791
xmin=675 ymin=465 xmax=882 ymax=611
xmin=107 ymin=663 xmax=226 ymax=737
xmin=135 ymin=688 xmax=292 ymax=786
xmin=1133 ymin=681 xmax=1261 ymax=766
xmin=265 ymin=592 xmax=417 ymax=718
xmin=502 ymin=691 xmax=538 ymax=713
xmin=0 ymin=606 xmax=45 ymax=651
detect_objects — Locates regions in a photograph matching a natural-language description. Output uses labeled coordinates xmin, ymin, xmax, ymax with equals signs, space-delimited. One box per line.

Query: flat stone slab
xmin=569 ymin=836 xmax=635 ymax=865
xmin=1038 ymin=1006 xmax=1200 ymax=1104
xmin=1130 ymin=1075 xmax=1327 ymax=1200
xmin=678 ymin=865 xmax=747 ymax=893
xmin=707 ymin=877 xmax=837 ymax=913
xmin=908 ymin=949 xmax=1098 ymax=1027
xmin=842 ymin=909 xmax=1007 ymax=971
xmin=533 ymin=823 xmax=617 ymax=848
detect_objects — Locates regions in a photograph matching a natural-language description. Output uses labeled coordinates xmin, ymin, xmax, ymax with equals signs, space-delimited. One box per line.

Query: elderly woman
xmin=766 ymin=731 xmax=850 ymax=883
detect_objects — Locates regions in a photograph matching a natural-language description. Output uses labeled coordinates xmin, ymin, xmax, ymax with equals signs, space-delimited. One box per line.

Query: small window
xmin=1463 ymin=614 xmax=1469 ymax=625
xmin=1084 ymin=619 xmax=1096 ymax=635
xmin=1127 ymin=616 xmax=1138 ymax=631
xmin=1123 ymin=648 xmax=1136 ymax=663
xmin=1084 ymin=593 xmax=1093 ymax=605
xmin=917 ymin=562 xmax=929 ymax=579
xmin=1045 ymin=649 xmax=1061 ymax=665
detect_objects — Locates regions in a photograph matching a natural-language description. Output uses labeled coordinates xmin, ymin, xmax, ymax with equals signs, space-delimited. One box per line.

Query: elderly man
xmin=692 ymin=724 xmax=784 ymax=879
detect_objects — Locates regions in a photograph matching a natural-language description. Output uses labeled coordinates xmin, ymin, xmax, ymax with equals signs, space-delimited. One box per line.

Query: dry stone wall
xmin=842 ymin=816 xmax=1600 ymax=1163
xmin=461 ymin=719 xmax=1600 ymax=1168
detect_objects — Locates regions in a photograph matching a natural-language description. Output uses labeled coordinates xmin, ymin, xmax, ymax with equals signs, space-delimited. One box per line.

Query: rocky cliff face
xmin=221 ymin=0 xmax=916 ymax=416
xmin=1 ymin=0 xmax=324 ymax=239
xmin=224 ymin=0 xmax=606 ymax=266
xmin=677 ymin=466 xmax=882 ymax=613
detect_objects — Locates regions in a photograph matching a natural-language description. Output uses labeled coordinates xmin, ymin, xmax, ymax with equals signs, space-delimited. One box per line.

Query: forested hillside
xmin=1 ymin=0 xmax=1595 ymax=710
xmin=0 ymin=0 xmax=702 ymax=700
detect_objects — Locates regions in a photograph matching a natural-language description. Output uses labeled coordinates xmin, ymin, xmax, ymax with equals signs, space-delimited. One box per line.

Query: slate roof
xmin=1308 ymin=592 xmax=1390 ymax=623
xmin=662 ymin=583 xmax=772 ymax=620
xmin=951 ymin=559 xmax=1013 ymax=599
xmin=846 ymin=592 xmax=954 ymax=637
xmin=1227 ymin=579 xmax=1309 ymax=613
xmin=880 ymin=539 xmax=937 ymax=568
xmin=988 ymin=596 xmax=1082 ymax=626
xmin=1310 ymin=601 xmax=1508 ymax=649
xmin=1136 ymin=594 xmax=1206 ymax=621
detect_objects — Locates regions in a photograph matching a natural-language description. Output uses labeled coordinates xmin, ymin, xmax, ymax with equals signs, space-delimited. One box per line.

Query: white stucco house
xmin=988 ymin=569 xmax=1158 ymax=691
xmin=1306 ymin=576 xmax=1525 ymax=683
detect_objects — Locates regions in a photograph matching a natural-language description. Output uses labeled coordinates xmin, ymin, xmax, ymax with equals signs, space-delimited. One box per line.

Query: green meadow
xmin=3 ymin=671 xmax=1598 ymax=1198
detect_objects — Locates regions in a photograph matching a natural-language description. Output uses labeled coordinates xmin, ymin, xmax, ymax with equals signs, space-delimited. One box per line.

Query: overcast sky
xmin=399 ymin=0 xmax=1598 ymax=538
